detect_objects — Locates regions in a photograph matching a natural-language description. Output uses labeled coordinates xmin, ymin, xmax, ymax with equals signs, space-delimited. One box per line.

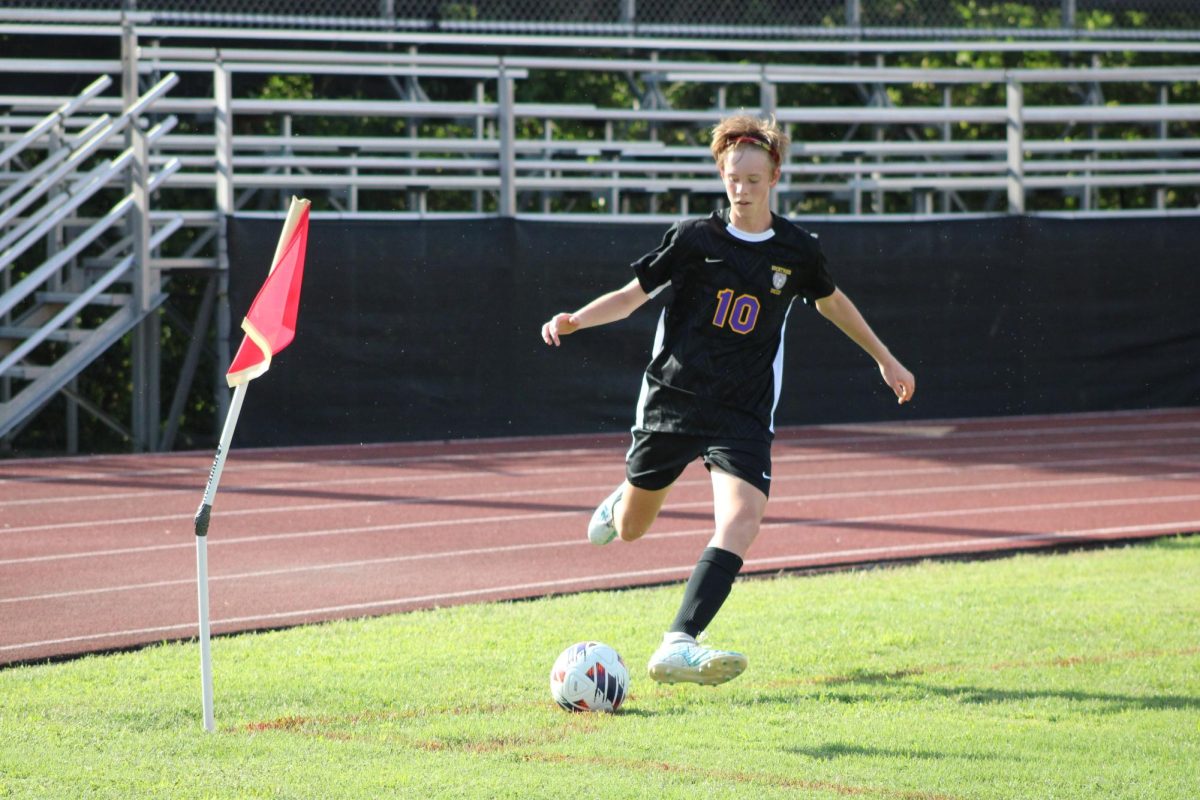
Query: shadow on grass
xmin=613 ymin=706 xmax=673 ymax=718
xmin=786 ymin=742 xmax=1018 ymax=762
xmin=928 ymin=684 xmax=1200 ymax=712
xmin=757 ymin=680 xmax=1200 ymax=714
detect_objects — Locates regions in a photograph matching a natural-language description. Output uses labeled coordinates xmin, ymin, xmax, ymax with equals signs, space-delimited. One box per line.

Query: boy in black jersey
xmin=541 ymin=114 xmax=915 ymax=687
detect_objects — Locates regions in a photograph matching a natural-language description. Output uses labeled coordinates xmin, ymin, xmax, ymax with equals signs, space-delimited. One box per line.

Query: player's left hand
xmin=542 ymin=312 xmax=581 ymax=346
xmin=880 ymin=359 xmax=915 ymax=405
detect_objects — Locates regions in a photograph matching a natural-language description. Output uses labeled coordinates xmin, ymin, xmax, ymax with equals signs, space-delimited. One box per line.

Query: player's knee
xmin=616 ymin=512 xmax=650 ymax=541
xmin=713 ymin=517 xmax=761 ymax=552
xmin=618 ymin=526 xmax=647 ymax=543
xmin=614 ymin=485 xmax=666 ymax=543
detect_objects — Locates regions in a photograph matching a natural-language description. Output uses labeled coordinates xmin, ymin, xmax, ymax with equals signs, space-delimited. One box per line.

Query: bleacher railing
xmin=0 ymin=52 xmax=183 ymax=449
xmin=2 ymin=0 xmax=1199 ymax=39
xmin=1 ymin=19 xmax=1198 ymax=450
xmin=5 ymin=44 xmax=1198 ymax=223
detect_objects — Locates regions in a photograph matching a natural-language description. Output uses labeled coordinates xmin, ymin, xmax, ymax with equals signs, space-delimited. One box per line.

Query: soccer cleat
xmin=587 ymin=485 xmax=622 ymax=546
xmin=646 ymin=638 xmax=748 ymax=686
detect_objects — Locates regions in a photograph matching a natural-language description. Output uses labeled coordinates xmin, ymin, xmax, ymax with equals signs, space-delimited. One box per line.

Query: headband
xmin=730 ymin=135 xmax=779 ymax=163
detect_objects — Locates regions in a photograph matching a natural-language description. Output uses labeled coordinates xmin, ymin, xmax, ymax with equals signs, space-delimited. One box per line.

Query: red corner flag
xmin=226 ymin=196 xmax=311 ymax=387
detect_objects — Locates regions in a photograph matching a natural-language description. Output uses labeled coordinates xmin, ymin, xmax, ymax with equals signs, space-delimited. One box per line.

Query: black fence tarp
xmin=227 ymin=215 xmax=1200 ymax=447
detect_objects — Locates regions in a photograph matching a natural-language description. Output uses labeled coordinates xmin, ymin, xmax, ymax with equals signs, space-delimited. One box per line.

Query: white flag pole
xmin=192 ymin=195 xmax=308 ymax=733
xmin=194 ymin=380 xmax=248 ymax=733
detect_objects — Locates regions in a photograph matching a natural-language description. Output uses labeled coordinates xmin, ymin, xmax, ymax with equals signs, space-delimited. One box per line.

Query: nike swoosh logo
xmin=762 ymin=472 xmax=772 ymax=480
xmin=705 ymin=257 xmax=723 ymax=263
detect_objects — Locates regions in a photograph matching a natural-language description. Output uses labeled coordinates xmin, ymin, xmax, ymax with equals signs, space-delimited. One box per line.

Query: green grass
xmin=2 ymin=537 xmax=1198 ymax=799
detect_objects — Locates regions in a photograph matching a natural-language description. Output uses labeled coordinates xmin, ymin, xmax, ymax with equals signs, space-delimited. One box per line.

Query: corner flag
xmin=194 ymin=196 xmax=311 ymax=732
xmin=225 ymin=197 xmax=311 ymax=386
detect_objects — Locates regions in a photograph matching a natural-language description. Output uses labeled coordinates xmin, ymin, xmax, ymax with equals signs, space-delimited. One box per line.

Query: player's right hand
xmin=542 ymin=313 xmax=580 ymax=346
xmin=880 ymin=359 xmax=916 ymax=405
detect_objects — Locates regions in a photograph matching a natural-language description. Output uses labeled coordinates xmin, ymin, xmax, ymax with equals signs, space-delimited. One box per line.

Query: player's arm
xmin=814 ymin=288 xmax=916 ymax=404
xmin=542 ymin=278 xmax=651 ymax=346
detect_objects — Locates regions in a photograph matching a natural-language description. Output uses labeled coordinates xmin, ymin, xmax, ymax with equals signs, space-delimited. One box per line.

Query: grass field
xmin=2 ymin=536 xmax=1197 ymax=799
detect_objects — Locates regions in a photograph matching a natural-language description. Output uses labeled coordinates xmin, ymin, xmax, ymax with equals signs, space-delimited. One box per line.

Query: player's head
xmin=709 ymin=113 xmax=788 ymax=179
xmin=711 ymin=114 xmax=785 ymax=213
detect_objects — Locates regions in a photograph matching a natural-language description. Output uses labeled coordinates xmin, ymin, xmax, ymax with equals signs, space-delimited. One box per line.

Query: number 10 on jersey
xmin=712 ymin=289 xmax=761 ymax=334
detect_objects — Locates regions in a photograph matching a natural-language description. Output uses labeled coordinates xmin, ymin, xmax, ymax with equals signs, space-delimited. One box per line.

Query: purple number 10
xmin=712 ymin=289 xmax=761 ymax=334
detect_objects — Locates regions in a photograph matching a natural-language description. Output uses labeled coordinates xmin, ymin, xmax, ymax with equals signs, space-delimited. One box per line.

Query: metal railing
xmin=6 ymin=49 xmax=1199 ymax=220
xmin=1 ymin=1 xmax=1198 ymax=38
xmin=0 ymin=37 xmax=184 ymax=449
xmin=2 ymin=21 xmax=1199 ymax=451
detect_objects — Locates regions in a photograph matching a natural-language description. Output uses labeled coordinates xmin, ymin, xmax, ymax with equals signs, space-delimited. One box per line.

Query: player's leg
xmin=706 ymin=466 xmax=769 ymax=557
xmin=588 ymin=430 xmax=699 ymax=546
xmin=618 ymin=482 xmax=673 ymax=542
xmin=647 ymin=443 xmax=769 ymax=685
xmin=588 ymin=480 xmax=672 ymax=545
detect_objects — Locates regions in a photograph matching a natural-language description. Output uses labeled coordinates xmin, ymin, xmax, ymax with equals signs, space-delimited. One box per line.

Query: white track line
xmin=810 ymin=418 xmax=1200 ymax=441
xmin=0 ymin=508 xmax=580 ymax=565
xmin=0 ymin=538 xmax=585 ymax=603
xmin=772 ymin=434 xmax=1200 ymax=463
xmin=1 ymin=413 xmax=1196 ymax=487
xmin=1 ymin=403 xmax=1189 ymax=471
xmin=4 ymin=469 xmax=1198 ymax=563
xmin=5 ymin=493 xmax=1199 ymax=603
xmin=4 ymin=455 xmax=1195 ymax=537
xmin=3 ymin=445 xmax=1197 ymax=510
xmin=739 ymin=520 xmax=1200 ymax=569
xmin=0 ymin=427 xmax=635 ymax=469
xmin=0 ymin=462 xmax=597 ymax=508
xmin=4 ymin=518 xmax=1195 ymax=655
xmin=0 ymin=445 xmax=610 ymax=487
xmin=0 ymin=464 xmax=617 ymax=510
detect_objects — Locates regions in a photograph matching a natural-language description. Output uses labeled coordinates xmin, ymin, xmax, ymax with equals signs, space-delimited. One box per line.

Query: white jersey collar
xmin=725 ymin=219 xmax=775 ymax=242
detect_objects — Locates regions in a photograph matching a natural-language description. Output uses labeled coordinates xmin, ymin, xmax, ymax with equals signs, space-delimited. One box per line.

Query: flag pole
xmin=194 ymin=380 xmax=248 ymax=733
xmin=192 ymin=195 xmax=309 ymax=733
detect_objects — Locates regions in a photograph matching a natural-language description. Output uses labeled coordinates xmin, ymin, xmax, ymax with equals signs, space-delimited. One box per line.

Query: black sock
xmin=668 ymin=547 xmax=744 ymax=638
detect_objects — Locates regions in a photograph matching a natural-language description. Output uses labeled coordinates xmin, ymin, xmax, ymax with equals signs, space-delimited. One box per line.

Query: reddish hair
xmin=710 ymin=114 xmax=788 ymax=169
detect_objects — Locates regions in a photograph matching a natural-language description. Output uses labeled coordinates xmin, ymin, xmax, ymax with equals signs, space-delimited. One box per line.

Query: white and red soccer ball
xmin=549 ymin=641 xmax=629 ymax=712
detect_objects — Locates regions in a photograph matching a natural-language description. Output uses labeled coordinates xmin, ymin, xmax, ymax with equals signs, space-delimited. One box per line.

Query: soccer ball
xmin=549 ymin=641 xmax=629 ymax=712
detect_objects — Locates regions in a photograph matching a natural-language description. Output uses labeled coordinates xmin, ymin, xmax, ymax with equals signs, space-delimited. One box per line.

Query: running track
xmin=2 ymin=408 xmax=1198 ymax=667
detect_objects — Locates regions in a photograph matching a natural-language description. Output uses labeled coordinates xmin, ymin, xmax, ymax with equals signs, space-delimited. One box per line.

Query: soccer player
xmin=540 ymin=114 xmax=915 ymax=686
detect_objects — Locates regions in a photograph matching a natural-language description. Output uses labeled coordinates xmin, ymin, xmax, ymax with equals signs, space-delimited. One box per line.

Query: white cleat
xmin=587 ymin=485 xmax=622 ymax=546
xmin=647 ymin=639 xmax=747 ymax=686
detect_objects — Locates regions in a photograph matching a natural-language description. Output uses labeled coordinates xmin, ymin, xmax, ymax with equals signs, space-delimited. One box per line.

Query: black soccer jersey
xmin=631 ymin=209 xmax=836 ymax=442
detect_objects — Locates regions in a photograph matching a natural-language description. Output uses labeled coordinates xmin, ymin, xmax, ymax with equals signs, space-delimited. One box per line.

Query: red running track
xmin=2 ymin=408 xmax=1198 ymax=666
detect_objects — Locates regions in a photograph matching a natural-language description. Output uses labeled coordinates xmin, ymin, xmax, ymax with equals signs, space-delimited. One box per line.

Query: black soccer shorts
xmin=625 ymin=428 xmax=773 ymax=497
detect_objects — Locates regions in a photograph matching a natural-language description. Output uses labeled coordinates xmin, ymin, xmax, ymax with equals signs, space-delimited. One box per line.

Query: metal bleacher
xmin=1 ymin=1 xmax=1199 ymax=452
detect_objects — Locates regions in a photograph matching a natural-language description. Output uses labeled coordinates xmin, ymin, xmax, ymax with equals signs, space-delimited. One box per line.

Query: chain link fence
xmin=2 ymin=0 xmax=1198 ymax=35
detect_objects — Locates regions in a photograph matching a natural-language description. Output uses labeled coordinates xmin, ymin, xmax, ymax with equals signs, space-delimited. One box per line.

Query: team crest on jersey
xmin=770 ymin=265 xmax=791 ymax=295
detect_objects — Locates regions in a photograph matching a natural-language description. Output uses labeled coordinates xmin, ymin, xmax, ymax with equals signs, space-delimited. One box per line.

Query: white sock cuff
xmin=662 ymin=631 xmax=696 ymax=646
